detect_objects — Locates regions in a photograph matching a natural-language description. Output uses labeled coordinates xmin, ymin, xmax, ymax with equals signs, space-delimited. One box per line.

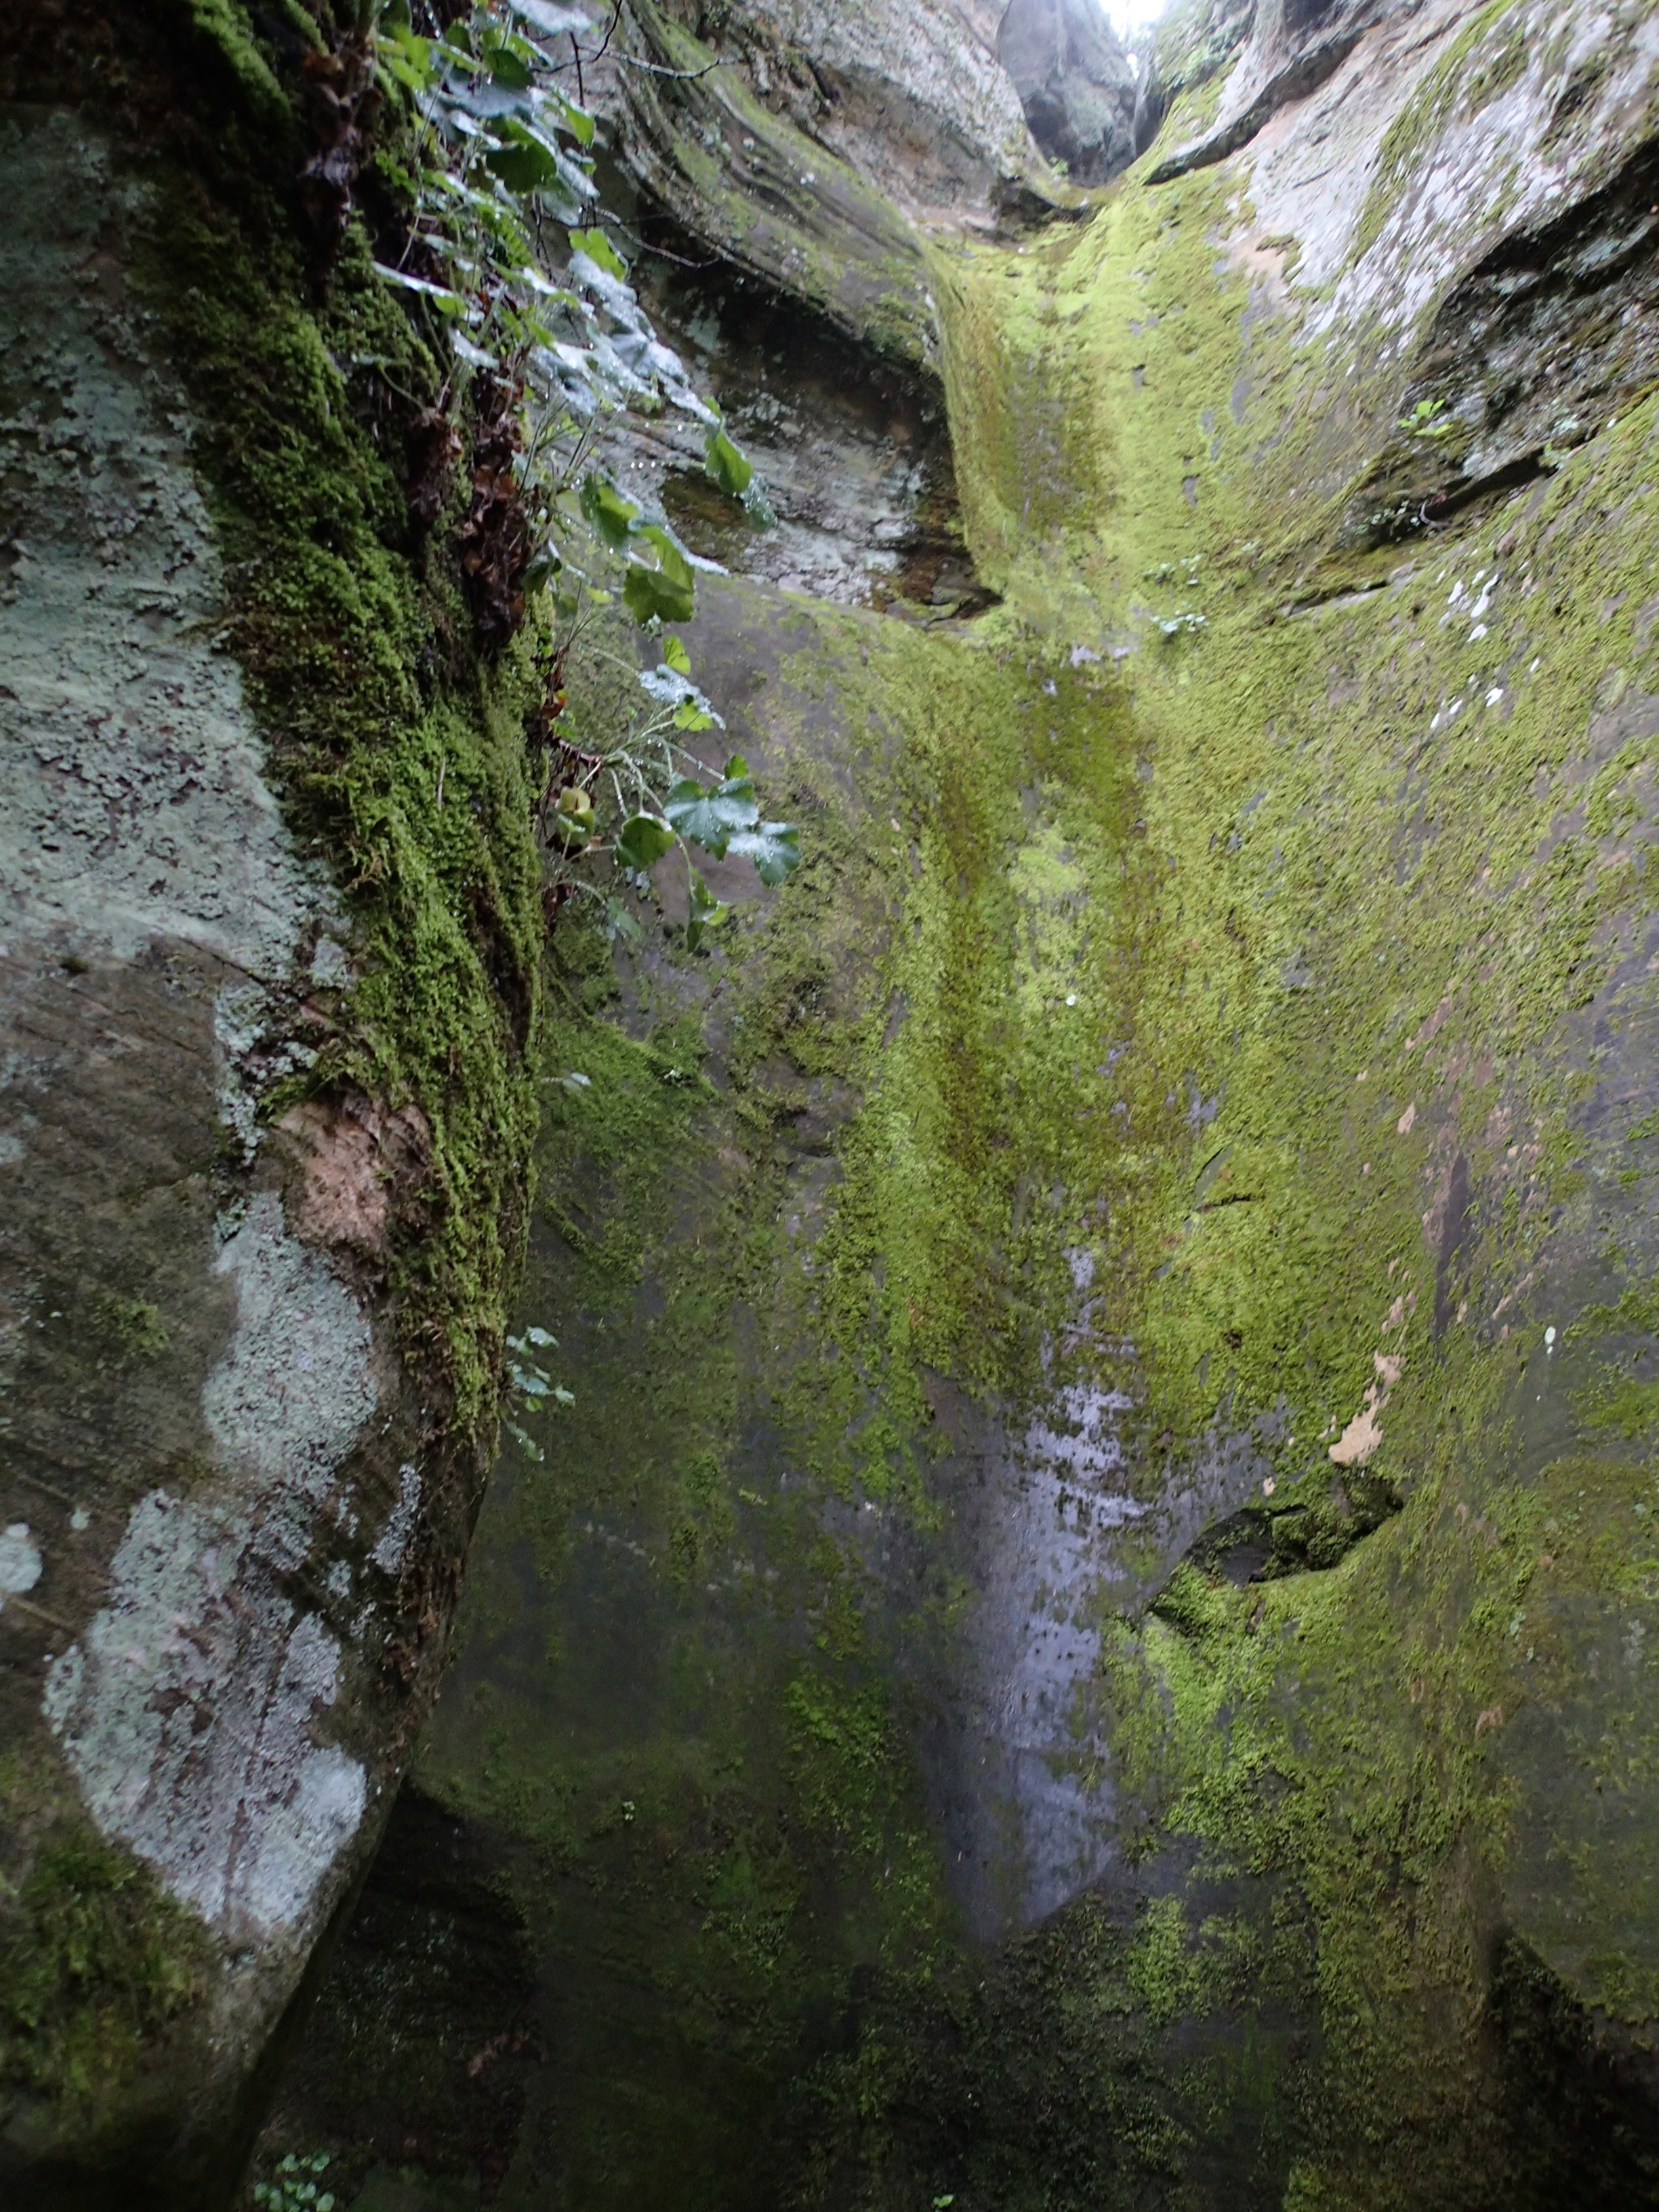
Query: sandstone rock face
xmin=18 ymin=0 xmax=1659 ymax=2202
xmin=252 ymin=0 xmax=1659 ymax=2199
xmin=727 ymin=0 xmax=1039 ymax=209
xmin=0 ymin=111 xmax=412 ymax=2203
xmin=592 ymin=1 xmax=1072 ymax=374
xmin=998 ymin=0 xmax=1142 ymax=182
xmin=0 ymin=13 xmax=539 ymax=2204
xmin=946 ymin=0 xmax=1011 ymax=52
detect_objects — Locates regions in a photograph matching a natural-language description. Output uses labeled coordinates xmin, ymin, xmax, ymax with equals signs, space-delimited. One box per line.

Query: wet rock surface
xmin=0 ymin=7 xmax=541 ymax=2196
xmin=252 ymin=0 xmax=1659 ymax=2197
xmin=14 ymin=0 xmax=1659 ymax=2203
xmin=605 ymin=245 xmax=991 ymax=613
xmin=1147 ymin=0 xmax=1401 ymax=181
xmin=0 ymin=110 xmax=419 ymax=2203
xmin=998 ymin=0 xmax=1143 ymax=184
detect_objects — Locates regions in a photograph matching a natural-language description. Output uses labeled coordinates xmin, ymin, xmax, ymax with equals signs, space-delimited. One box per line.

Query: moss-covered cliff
xmin=15 ymin=0 xmax=1659 ymax=2204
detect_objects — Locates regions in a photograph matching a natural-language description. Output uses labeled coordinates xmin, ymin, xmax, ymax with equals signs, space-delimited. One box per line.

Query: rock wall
xmin=17 ymin=0 xmax=1659 ymax=2204
xmin=260 ymin=0 xmax=1659 ymax=2193
xmin=999 ymin=0 xmax=1143 ymax=182
xmin=0 ymin=7 xmax=544 ymax=2205
xmin=620 ymin=0 xmax=1044 ymax=219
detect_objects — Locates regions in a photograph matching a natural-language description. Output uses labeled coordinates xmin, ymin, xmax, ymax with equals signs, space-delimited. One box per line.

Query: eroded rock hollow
xmin=7 ymin=0 xmax=1659 ymax=2207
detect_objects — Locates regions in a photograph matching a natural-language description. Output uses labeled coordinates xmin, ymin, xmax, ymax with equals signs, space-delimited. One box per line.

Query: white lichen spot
xmin=202 ymin=1192 xmax=378 ymax=1565
xmin=371 ymin=1462 xmax=423 ymax=1576
xmin=0 ymin=1522 xmax=42 ymax=1610
xmin=215 ymin=981 xmax=270 ymax=1164
xmin=309 ymin=937 xmax=351 ymax=987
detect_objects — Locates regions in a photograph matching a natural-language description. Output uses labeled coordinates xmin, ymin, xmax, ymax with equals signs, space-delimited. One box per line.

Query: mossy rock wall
xmin=68 ymin=0 xmax=1659 ymax=2204
xmin=0 ymin=6 xmax=543 ymax=2204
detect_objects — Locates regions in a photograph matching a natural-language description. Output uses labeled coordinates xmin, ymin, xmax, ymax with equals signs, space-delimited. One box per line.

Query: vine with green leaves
xmin=369 ymin=0 xmax=798 ymax=944
xmin=253 ymin=2150 xmax=335 ymax=2212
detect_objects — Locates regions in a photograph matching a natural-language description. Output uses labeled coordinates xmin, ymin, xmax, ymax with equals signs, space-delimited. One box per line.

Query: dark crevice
xmin=1151 ymin=1462 xmax=1406 ymax=1618
xmin=1341 ymin=129 xmax=1659 ymax=548
xmin=1488 ymin=1934 xmax=1659 ymax=2207
xmin=253 ymin=1788 xmax=541 ymax=2207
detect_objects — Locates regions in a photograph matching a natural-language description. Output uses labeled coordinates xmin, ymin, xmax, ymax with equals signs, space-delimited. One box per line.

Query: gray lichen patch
xmin=0 ymin=1523 xmax=43 ymax=1612
xmin=203 ymin=1193 xmax=379 ymax=1511
xmin=43 ymin=1497 xmax=366 ymax=1945
xmin=0 ymin=110 xmax=339 ymax=981
xmin=41 ymin=1192 xmax=381 ymax=1944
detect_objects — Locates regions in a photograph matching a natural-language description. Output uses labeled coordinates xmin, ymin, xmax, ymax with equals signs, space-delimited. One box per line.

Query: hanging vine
xmin=346 ymin=0 xmax=798 ymax=941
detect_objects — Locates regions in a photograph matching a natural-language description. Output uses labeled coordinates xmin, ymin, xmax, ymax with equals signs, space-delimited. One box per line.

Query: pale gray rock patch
xmin=371 ymin=1462 xmax=424 ymax=1576
xmin=43 ymin=1492 xmax=367 ymax=1942
xmin=1228 ymin=0 xmax=1659 ymax=370
xmin=43 ymin=1195 xmax=380 ymax=1944
xmin=0 ymin=112 xmax=336 ymax=983
xmin=310 ymin=937 xmax=352 ymax=988
xmin=760 ymin=0 xmax=1038 ymax=197
xmin=202 ymin=1192 xmax=379 ymax=1529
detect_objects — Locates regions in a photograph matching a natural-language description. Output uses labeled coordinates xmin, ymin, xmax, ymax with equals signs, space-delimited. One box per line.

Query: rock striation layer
xmin=998 ymin=0 xmax=1144 ymax=182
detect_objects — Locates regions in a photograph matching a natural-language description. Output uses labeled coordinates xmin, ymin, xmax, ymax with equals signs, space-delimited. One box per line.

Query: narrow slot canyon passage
xmin=5 ymin=3 xmax=1659 ymax=2210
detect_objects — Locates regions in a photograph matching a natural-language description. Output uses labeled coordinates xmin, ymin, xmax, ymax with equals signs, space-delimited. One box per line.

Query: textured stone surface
xmin=1148 ymin=0 xmax=1399 ymax=180
xmin=0 ymin=100 xmax=427 ymax=2210
xmin=249 ymin=0 xmax=1659 ymax=2200
xmin=998 ymin=0 xmax=1142 ymax=182
xmin=641 ymin=0 xmax=1041 ymax=212
xmin=597 ymin=252 xmax=987 ymax=613
xmin=592 ymin=0 xmax=1075 ymax=375
xmin=738 ymin=0 xmax=1039 ymax=207
xmin=17 ymin=0 xmax=1659 ymax=2201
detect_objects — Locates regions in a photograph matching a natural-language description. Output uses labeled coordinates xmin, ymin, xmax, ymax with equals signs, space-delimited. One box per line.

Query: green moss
xmin=771 ymin=94 xmax=1659 ymax=2198
xmin=93 ymin=1294 xmax=170 ymax=1361
xmin=138 ymin=0 xmax=546 ymax=1442
xmin=0 ymin=1759 xmax=210 ymax=2109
